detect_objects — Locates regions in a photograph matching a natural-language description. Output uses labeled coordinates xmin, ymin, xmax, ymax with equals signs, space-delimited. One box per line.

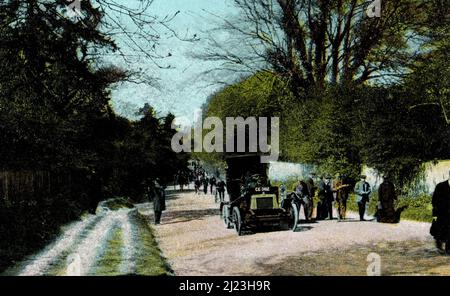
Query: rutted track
xmin=11 ymin=214 xmax=103 ymax=276
xmin=6 ymin=191 xmax=450 ymax=276
xmin=3 ymin=200 xmax=166 ymax=276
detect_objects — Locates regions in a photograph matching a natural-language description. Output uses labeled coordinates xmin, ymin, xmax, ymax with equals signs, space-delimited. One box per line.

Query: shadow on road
xmin=294 ymin=226 xmax=314 ymax=233
xmin=239 ymin=224 xmax=314 ymax=236
xmin=160 ymin=208 xmax=220 ymax=225
xmin=260 ymin=240 xmax=448 ymax=276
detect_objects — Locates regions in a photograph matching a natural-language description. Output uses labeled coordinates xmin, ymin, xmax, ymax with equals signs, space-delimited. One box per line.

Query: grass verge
xmin=347 ymin=193 xmax=433 ymax=222
xmin=133 ymin=212 xmax=173 ymax=276
xmin=95 ymin=227 xmax=124 ymax=276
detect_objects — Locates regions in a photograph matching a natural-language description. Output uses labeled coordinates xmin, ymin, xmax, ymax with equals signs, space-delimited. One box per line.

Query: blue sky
xmin=109 ymin=0 xmax=239 ymax=122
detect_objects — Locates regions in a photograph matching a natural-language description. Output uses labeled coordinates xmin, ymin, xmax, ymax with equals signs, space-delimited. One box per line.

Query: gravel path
xmin=72 ymin=210 xmax=126 ymax=275
xmin=6 ymin=192 xmax=449 ymax=276
xmin=16 ymin=214 xmax=101 ymax=276
xmin=4 ymin=201 xmax=139 ymax=276
xmin=138 ymin=191 xmax=450 ymax=276
xmin=118 ymin=211 xmax=137 ymax=275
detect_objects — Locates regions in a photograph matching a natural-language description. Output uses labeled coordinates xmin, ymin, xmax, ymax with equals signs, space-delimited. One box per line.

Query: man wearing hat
xmin=333 ymin=174 xmax=351 ymax=221
xmin=150 ymin=178 xmax=166 ymax=225
xmin=431 ymin=170 xmax=450 ymax=253
xmin=293 ymin=178 xmax=313 ymax=222
xmin=317 ymin=175 xmax=334 ymax=220
xmin=305 ymin=172 xmax=317 ymax=220
xmin=354 ymin=175 xmax=371 ymax=221
xmin=376 ymin=175 xmax=407 ymax=223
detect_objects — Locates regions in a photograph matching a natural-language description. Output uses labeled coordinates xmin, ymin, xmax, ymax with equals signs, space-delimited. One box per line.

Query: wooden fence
xmin=0 ymin=170 xmax=82 ymax=207
xmin=0 ymin=171 xmax=52 ymax=207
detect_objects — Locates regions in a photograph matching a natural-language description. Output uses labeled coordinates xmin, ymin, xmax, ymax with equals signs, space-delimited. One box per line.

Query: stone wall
xmin=363 ymin=160 xmax=450 ymax=194
xmin=270 ymin=160 xmax=450 ymax=194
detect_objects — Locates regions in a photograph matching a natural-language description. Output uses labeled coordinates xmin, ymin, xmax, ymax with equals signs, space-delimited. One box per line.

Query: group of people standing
xmin=194 ymin=175 xmax=215 ymax=195
xmin=289 ymin=172 xmax=405 ymax=223
xmin=149 ymin=168 xmax=450 ymax=255
xmin=194 ymin=175 xmax=226 ymax=201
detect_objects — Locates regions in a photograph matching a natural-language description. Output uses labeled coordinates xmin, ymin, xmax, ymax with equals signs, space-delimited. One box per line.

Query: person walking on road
xmin=293 ymin=179 xmax=313 ymax=222
xmin=431 ymin=170 xmax=450 ymax=254
xmin=217 ymin=179 xmax=226 ymax=202
xmin=150 ymin=179 xmax=166 ymax=225
xmin=333 ymin=174 xmax=351 ymax=221
xmin=194 ymin=178 xmax=201 ymax=195
xmin=210 ymin=176 xmax=217 ymax=195
xmin=354 ymin=175 xmax=371 ymax=221
xmin=202 ymin=177 xmax=209 ymax=195
xmin=376 ymin=176 xmax=407 ymax=223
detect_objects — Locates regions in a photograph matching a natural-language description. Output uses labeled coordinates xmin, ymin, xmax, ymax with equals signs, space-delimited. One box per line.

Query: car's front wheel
xmin=221 ymin=205 xmax=232 ymax=229
xmin=288 ymin=203 xmax=299 ymax=231
xmin=232 ymin=207 xmax=243 ymax=236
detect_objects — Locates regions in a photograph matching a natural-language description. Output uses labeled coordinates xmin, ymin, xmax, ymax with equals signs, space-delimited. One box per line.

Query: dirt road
xmin=5 ymin=191 xmax=449 ymax=276
xmin=138 ymin=190 xmax=450 ymax=276
xmin=3 ymin=200 xmax=169 ymax=276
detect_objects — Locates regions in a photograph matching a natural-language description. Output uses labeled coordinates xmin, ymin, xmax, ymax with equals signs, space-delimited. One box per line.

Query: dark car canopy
xmin=225 ymin=154 xmax=269 ymax=202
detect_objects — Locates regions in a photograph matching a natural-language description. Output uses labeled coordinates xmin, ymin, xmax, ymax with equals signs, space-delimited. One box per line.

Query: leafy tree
xmin=112 ymin=105 xmax=189 ymax=200
xmin=0 ymin=1 xmax=190 ymax=270
xmin=204 ymin=0 xmax=429 ymax=95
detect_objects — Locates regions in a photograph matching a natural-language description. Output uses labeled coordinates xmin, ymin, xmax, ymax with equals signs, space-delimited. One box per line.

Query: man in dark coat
xmin=150 ymin=179 xmax=166 ymax=225
xmin=431 ymin=171 xmax=450 ymax=253
xmin=210 ymin=176 xmax=217 ymax=195
xmin=317 ymin=176 xmax=334 ymax=220
xmin=217 ymin=179 xmax=226 ymax=202
xmin=376 ymin=176 xmax=407 ymax=223
xmin=203 ymin=177 xmax=209 ymax=195
xmin=293 ymin=179 xmax=312 ymax=222
xmin=194 ymin=178 xmax=201 ymax=194
xmin=333 ymin=174 xmax=351 ymax=221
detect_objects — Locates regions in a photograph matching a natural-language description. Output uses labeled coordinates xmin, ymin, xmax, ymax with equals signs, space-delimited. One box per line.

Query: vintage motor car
xmin=220 ymin=154 xmax=299 ymax=235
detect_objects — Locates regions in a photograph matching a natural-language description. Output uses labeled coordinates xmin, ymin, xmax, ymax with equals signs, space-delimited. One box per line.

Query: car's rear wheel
xmin=232 ymin=207 xmax=243 ymax=236
xmin=289 ymin=203 xmax=299 ymax=231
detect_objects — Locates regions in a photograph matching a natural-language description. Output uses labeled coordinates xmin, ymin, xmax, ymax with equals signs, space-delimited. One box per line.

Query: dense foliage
xmin=0 ymin=1 xmax=188 ymax=271
xmin=202 ymin=0 xmax=449 ymax=189
xmin=204 ymin=72 xmax=449 ymax=189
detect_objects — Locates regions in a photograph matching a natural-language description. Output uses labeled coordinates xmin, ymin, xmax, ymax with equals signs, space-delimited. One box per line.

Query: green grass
xmin=102 ymin=197 xmax=135 ymax=211
xmin=347 ymin=193 xmax=433 ymax=222
xmin=43 ymin=216 xmax=102 ymax=276
xmin=95 ymin=227 xmax=124 ymax=276
xmin=26 ymin=211 xmax=172 ymax=276
xmin=133 ymin=213 xmax=173 ymax=276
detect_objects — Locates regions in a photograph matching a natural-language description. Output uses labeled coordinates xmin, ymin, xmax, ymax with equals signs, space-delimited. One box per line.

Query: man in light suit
xmin=354 ymin=175 xmax=371 ymax=221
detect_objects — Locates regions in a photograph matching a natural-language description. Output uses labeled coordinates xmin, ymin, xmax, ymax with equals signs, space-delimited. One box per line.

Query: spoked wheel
xmin=288 ymin=203 xmax=299 ymax=231
xmin=232 ymin=207 xmax=243 ymax=236
xmin=221 ymin=205 xmax=232 ymax=229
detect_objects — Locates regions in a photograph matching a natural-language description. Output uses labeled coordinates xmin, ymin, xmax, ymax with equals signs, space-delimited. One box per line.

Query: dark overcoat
xmin=431 ymin=181 xmax=450 ymax=240
xmin=152 ymin=186 xmax=166 ymax=212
